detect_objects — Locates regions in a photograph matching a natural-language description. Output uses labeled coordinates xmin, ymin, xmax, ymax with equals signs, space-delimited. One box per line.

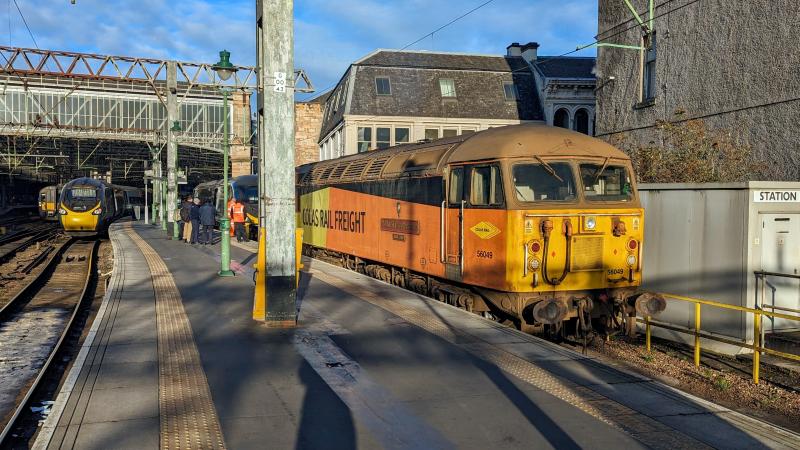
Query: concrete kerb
xmin=32 ymin=223 xmax=127 ymax=450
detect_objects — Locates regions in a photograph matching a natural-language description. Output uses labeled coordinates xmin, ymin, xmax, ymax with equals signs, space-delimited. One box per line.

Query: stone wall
xmin=596 ymin=0 xmax=800 ymax=180
xmin=231 ymin=92 xmax=252 ymax=177
xmin=295 ymin=102 xmax=322 ymax=166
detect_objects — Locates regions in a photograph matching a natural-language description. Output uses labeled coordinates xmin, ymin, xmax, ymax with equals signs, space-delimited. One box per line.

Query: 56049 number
xmin=476 ymin=250 xmax=493 ymax=259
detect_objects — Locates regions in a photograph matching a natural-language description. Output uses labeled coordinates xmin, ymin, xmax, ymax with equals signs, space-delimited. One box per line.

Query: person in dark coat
xmin=189 ymin=198 xmax=201 ymax=244
xmin=199 ymin=200 xmax=216 ymax=245
xmin=180 ymin=196 xmax=193 ymax=243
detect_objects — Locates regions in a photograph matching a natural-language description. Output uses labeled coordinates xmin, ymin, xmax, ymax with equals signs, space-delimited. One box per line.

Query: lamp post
xmin=212 ymin=50 xmax=237 ymax=277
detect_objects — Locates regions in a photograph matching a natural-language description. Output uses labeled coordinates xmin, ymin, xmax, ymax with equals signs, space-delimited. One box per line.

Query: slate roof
xmin=319 ymin=50 xmax=544 ymax=140
xmin=356 ymin=50 xmax=531 ymax=73
xmin=534 ymin=56 xmax=596 ymax=79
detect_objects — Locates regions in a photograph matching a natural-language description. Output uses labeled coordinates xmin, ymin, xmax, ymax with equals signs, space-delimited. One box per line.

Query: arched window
xmin=574 ymin=109 xmax=589 ymax=135
xmin=554 ymin=108 xmax=569 ymax=129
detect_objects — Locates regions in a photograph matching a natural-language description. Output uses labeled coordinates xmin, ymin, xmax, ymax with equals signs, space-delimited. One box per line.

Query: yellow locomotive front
xmin=500 ymin=158 xmax=660 ymax=331
xmin=448 ymin=126 xmax=664 ymax=334
xmin=59 ymin=178 xmax=109 ymax=236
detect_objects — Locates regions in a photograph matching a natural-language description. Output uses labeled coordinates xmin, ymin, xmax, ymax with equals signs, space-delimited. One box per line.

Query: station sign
xmin=753 ymin=190 xmax=800 ymax=203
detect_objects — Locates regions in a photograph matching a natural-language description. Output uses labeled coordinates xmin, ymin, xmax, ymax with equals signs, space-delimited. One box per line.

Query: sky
xmin=7 ymin=0 xmax=598 ymax=99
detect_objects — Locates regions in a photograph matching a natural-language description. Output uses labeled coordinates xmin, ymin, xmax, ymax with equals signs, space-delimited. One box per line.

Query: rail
xmin=0 ymin=240 xmax=96 ymax=443
xmin=639 ymin=273 xmax=800 ymax=384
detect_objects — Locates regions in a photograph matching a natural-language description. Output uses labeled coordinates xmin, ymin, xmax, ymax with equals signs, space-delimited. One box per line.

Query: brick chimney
xmin=521 ymin=42 xmax=539 ymax=62
xmin=506 ymin=42 xmax=522 ymax=57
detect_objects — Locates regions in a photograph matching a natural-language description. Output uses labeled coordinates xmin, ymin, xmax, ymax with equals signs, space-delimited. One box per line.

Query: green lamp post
xmin=212 ymin=50 xmax=237 ymax=277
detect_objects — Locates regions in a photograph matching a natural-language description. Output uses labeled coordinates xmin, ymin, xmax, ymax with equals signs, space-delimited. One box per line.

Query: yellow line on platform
xmin=127 ymin=227 xmax=226 ymax=450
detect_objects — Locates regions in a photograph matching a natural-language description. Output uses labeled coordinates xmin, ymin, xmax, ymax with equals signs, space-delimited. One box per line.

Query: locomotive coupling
xmin=532 ymin=298 xmax=569 ymax=324
xmin=630 ymin=292 xmax=667 ymax=316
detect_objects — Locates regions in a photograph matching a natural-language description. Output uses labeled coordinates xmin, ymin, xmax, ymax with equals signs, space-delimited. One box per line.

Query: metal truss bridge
xmin=0 ymin=45 xmax=259 ymax=185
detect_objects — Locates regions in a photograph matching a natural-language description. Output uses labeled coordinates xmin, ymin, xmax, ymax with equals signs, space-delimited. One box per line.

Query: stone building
xmin=230 ymin=92 xmax=253 ymax=177
xmin=295 ymin=93 xmax=328 ymax=166
xmin=595 ymin=0 xmax=800 ymax=179
xmin=315 ymin=45 xmax=597 ymax=160
xmin=316 ymin=49 xmax=545 ymax=160
xmin=529 ymin=51 xmax=596 ymax=134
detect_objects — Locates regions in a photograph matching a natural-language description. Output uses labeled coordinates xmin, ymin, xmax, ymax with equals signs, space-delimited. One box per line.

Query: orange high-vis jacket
xmin=230 ymin=202 xmax=246 ymax=223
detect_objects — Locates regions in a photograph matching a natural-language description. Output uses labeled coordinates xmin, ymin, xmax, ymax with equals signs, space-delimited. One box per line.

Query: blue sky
xmin=11 ymin=0 xmax=598 ymax=98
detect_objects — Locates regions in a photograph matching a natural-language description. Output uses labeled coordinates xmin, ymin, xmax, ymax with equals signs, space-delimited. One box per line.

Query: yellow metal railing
xmin=640 ymin=273 xmax=800 ymax=384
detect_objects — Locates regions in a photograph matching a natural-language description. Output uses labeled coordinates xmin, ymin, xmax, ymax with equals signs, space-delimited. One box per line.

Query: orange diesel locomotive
xmin=297 ymin=124 xmax=664 ymax=334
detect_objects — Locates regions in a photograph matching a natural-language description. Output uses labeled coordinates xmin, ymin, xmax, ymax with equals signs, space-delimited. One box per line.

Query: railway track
xmin=0 ymin=239 xmax=97 ymax=444
xmin=0 ymin=224 xmax=58 ymax=264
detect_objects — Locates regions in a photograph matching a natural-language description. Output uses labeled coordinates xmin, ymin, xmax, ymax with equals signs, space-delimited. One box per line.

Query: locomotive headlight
xmin=92 ymin=208 xmax=103 ymax=215
xmin=626 ymin=254 xmax=637 ymax=267
xmin=585 ymin=216 xmax=596 ymax=230
xmin=58 ymin=208 xmax=67 ymax=215
xmin=528 ymin=240 xmax=541 ymax=253
xmin=528 ymin=258 xmax=540 ymax=271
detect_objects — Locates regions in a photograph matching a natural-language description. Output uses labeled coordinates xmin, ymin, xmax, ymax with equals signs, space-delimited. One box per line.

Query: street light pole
xmin=212 ymin=50 xmax=237 ymax=278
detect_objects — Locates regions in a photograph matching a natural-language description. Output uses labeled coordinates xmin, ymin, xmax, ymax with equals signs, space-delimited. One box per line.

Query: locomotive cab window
xmin=65 ymin=187 xmax=99 ymax=211
xmin=448 ymin=167 xmax=464 ymax=205
xmin=580 ymin=163 xmax=633 ymax=202
xmin=512 ymin=162 xmax=576 ymax=202
xmin=469 ymin=165 xmax=503 ymax=207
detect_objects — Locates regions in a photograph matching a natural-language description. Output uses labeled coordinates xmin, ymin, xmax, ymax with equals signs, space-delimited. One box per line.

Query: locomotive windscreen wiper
xmin=534 ymin=155 xmax=563 ymax=183
xmin=592 ymin=157 xmax=611 ymax=185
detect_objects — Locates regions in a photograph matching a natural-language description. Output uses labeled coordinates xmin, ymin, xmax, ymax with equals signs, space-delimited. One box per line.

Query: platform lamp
xmin=212 ymin=50 xmax=237 ymax=277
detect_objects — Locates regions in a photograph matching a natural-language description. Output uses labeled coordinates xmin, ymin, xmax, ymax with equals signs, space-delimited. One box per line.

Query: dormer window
xmin=503 ymin=82 xmax=518 ymax=100
xmin=439 ymin=78 xmax=456 ymax=98
xmin=375 ymin=77 xmax=391 ymax=95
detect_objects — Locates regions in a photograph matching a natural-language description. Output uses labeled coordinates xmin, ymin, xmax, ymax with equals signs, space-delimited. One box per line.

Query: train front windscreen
xmin=63 ymin=186 xmax=99 ymax=211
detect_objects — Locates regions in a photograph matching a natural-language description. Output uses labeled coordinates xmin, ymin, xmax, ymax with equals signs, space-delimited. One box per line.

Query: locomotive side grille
xmin=343 ymin=159 xmax=369 ymax=179
xmin=318 ymin=166 xmax=335 ymax=182
xmin=572 ymin=236 xmax=604 ymax=271
xmin=330 ymin=163 xmax=348 ymax=180
xmin=364 ymin=156 xmax=390 ymax=178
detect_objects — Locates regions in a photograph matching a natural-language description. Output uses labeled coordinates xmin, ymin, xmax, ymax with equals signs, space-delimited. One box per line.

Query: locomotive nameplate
xmin=470 ymin=221 xmax=501 ymax=240
xmin=381 ymin=218 xmax=420 ymax=235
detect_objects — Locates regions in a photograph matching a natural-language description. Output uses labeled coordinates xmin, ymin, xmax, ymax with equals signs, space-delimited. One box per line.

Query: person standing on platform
xmin=189 ymin=197 xmax=201 ymax=244
xmin=199 ymin=199 xmax=217 ymax=245
xmin=227 ymin=196 xmax=236 ymax=237
xmin=229 ymin=199 xmax=247 ymax=243
xmin=180 ymin=196 xmax=193 ymax=243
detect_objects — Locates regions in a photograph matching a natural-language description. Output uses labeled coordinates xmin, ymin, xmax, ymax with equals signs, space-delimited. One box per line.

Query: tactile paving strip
xmin=309 ymin=267 xmax=712 ymax=449
xmin=127 ymin=228 xmax=226 ymax=450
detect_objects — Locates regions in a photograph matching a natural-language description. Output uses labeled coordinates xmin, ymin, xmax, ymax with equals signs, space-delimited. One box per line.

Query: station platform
xmin=35 ymin=220 xmax=800 ymax=449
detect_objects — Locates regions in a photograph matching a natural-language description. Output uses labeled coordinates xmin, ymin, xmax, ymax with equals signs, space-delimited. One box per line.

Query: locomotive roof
xmin=447 ymin=124 xmax=629 ymax=162
xmin=297 ymin=124 xmax=630 ymax=185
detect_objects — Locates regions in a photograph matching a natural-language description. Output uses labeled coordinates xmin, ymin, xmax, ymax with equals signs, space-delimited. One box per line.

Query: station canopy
xmin=0 ymin=46 xmax=256 ymax=187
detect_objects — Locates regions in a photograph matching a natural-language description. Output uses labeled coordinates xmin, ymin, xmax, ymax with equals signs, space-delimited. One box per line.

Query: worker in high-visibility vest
xmin=227 ymin=197 xmax=236 ymax=237
xmin=229 ymin=199 xmax=247 ymax=242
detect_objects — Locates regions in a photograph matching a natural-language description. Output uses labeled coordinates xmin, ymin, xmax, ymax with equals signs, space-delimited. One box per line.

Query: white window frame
xmin=439 ymin=78 xmax=456 ymax=98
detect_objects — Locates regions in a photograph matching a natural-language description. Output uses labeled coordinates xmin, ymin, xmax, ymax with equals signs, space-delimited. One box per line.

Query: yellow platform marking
xmin=307 ymin=264 xmax=711 ymax=449
xmin=127 ymin=228 xmax=226 ymax=450
xmin=469 ymin=221 xmax=501 ymax=239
